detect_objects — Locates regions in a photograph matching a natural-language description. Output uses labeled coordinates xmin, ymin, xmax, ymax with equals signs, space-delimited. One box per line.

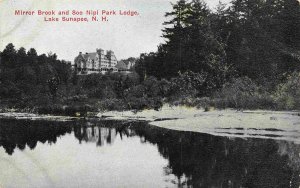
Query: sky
xmin=0 ymin=0 xmax=230 ymax=61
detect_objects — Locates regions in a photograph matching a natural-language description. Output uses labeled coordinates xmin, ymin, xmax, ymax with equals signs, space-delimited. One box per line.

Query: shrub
xmin=215 ymin=77 xmax=275 ymax=109
xmin=125 ymin=96 xmax=163 ymax=111
xmin=124 ymin=84 xmax=146 ymax=98
xmin=195 ymin=97 xmax=212 ymax=109
xmin=97 ymin=99 xmax=126 ymax=112
xmin=167 ymin=71 xmax=207 ymax=101
xmin=142 ymin=76 xmax=161 ymax=97
xmin=157 ymin=79 xmax=171 ymax=97
xmin=273 ymin=72 xmax=300 ymax=110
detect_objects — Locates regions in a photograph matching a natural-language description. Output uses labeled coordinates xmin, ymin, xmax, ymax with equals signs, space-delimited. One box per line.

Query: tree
xmin=27 ymin=48 xmax=37 ymax=57
xmin=162 ymin=0 xmax=191 ymax=77
xmin=47 ymin=52 xmax=58 ymax=62
xmin=47 ymin=76 xmax=60 ymax=98
xmin=1 ymin=43 xmax=17 ymax=67
xmin=27 ymin=48 xmax=38 ymax=63
xmin=17 ymin=47 xmax=27 ymax=57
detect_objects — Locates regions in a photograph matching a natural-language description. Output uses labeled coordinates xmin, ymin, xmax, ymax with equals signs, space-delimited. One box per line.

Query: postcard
xmin=1 ymin=0 xmax=300 ymax=187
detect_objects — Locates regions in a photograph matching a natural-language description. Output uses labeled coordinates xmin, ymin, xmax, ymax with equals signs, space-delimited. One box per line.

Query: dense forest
xmin=0 ymin=0 xmax=300 ymax=114
xmin=135 ymin=0 xmax=300 ymax=108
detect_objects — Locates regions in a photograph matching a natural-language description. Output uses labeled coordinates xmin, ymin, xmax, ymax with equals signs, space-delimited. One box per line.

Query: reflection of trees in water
xmin=74 ymin=126 xmax=118 ymax=146
xmin=278 ymin=141 xmax=300 ymax=171
xmin=0 ymin=119 xmax=136 ymax=155
xmin=0 ymin=119 xmax=72 ymax=155
xmin=73 ymin=122 xmax=135 ymax=146
xmin=132 ymin=124 xmax=300 ymax=188
xmin=2 ymin=119 xmax=300 ymax=187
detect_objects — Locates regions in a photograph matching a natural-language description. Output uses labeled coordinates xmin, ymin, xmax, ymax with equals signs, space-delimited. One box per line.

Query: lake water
xmin=0 ymin=118 xmax=300 ymax=188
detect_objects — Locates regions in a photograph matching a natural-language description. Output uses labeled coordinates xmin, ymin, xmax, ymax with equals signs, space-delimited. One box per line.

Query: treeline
xmin=137 ymin=0 xmax=300 ymax=83
xmin=134 ymin=0 xmax=300 ymax=110
xmin=0 ymin=44 xmax=164 ymax=114
xmin=0 ymin=44 xmax=217 ymax=114
xmin=0 ymin=43 xmax=72 ymax=102
xmin=1 ymin=0 xmax=300 ymax=113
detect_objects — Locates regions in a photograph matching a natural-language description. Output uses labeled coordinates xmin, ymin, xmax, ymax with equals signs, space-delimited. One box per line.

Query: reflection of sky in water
xmin=0 ymin=128 xmax=176 ymax=188
xmin=0 ymin=119 xmax=300 ymax=188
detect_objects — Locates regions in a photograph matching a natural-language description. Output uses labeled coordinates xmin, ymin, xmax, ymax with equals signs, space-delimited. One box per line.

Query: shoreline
xmin=98 ymin=105 xmax=300 ymax=142
xmin=1 ymin=105 xmax=300 ymax=142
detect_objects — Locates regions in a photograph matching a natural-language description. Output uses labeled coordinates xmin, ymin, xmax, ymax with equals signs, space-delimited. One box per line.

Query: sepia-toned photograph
xmin=0 ymin=0 xmax=300 ymax=187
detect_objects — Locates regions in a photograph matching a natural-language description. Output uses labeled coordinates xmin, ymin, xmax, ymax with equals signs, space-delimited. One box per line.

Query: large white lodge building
xmin=74 ymin=48 xmax=123 ymax=75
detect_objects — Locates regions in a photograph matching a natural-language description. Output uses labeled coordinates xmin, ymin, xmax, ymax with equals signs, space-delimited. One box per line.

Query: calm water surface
xmin=0 ymin=119 xmax=300 ymax=188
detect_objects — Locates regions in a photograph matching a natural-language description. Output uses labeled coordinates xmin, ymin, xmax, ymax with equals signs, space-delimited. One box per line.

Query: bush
xmin=36 ymin=104 xmax=97 ymax=116
xmin=96 ymin=99 xmax=126 ymax=112
xmin=125 ymin=96 xmax=162 ymax=111
xmin=142 ymin=76 xmax=160 ymax=97
xmin=273 ymin=72 xmax=300 ymax=110
xmin=168 ymin=97 xmax=211 ymax=109
xmin=215 ymin=77 xmax=275 ymax=109
xmin=167 ymin=71 xmax=207 ymax=101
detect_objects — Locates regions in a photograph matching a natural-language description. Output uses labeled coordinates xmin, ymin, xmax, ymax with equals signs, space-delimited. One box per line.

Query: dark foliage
xmin=1 ymin=0 xmax=300 ymax=112
xmin=135 ymin=0 xmax=300 ymax=94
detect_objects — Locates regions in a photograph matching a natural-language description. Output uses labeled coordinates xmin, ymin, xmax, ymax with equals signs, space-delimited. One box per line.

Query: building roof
xmin=75 ymin=49 xmax=117 ymax=63
xmin=84 ymin=53 xmax=97 ymax=61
